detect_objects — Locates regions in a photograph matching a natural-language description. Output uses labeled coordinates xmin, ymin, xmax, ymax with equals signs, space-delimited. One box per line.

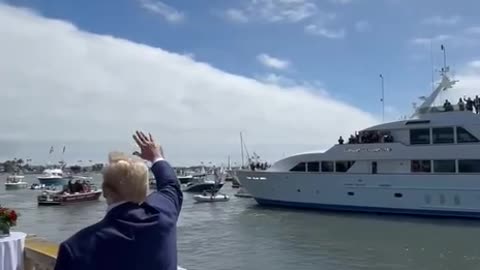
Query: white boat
xmin=194 ymin=193 xmax=230 ymax=203
xmin=5 ymin=175 xmax=28 ymax=190
xmin=237 ymin=64 xmax=480 ymax=218
xmin=37 ymin=168 xmax=65 ymax=186
xmin=177 ymin=174 xmax=194 ymax=184
xmin=30 ymin=183 xmax=46 ymax=190
xmin=183 ymin=174 xmax=224 ymax=193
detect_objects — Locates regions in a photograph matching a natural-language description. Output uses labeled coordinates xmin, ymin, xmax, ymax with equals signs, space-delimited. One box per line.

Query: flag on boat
xmin=49 ymin=146 xmax=54 ymax=154
xmin=441 ymin=44 xmax=445 ymax=51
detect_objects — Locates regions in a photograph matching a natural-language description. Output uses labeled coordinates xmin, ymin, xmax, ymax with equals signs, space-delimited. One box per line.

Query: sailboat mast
xmin=240 ymin=132 xmax=244 ymax=168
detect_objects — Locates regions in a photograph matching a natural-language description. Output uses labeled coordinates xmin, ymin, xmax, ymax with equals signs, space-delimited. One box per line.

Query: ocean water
xmin=2 ymin=174 xmax=480 ymax=270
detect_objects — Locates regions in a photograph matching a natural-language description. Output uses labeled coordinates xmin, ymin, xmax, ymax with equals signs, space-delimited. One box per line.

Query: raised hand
xmin=132 ymin=131 xmax=164 ymax=163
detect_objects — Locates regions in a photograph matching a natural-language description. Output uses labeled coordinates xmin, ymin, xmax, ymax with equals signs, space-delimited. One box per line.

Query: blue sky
xmin=1 ymin=0 xmax=480 ymax=165
xmin=7 ymin=0 xmax=480 ymax=115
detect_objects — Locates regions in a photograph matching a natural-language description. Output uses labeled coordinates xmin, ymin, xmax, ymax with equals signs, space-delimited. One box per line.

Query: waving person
xmin=54 ymin=131 xmax=183 ymax=270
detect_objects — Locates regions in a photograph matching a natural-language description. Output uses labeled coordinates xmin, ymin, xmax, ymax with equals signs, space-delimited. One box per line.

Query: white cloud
xmin=439 ymin=61 xmax=480 ymax=105
xmin=305 ymin=24 xmax=345 ymax=39
xmin=465 ymin=26 xmax=480 ymax=34
xmin=354 ymin=20 xmax=371 ymax=32
xmin=257 ymin=73 xmax=326 ymax=94
xmin=410 ymin=35 xmax=452 ymax=46
xmin=257 ymin=54 xmax=290 ymax=70
xmin=468 ymin=60 xmax=480 ymax=69
xmin=329 ymin=0 xmax=353 ymax=4
xmin=422 ymin=15 xmax=461 ymax=26
xmin=138 ymin=0 xmax=185 ymax=23
xmin=224 ymin=0 xmax=317 ymax=24
xmin=224 ymin=8 xmax=249 ymax=23
xmin=0 ymin=4 xmax=377 ymax=165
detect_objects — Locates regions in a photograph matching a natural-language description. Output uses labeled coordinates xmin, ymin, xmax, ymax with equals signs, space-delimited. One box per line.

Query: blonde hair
xmin=102 ymin=151 xmax=149 ymax=204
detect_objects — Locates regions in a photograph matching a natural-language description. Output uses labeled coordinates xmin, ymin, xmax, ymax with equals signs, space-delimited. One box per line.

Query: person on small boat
xmin=68 ymin=180 xmax=74 ymax=193
xmin=54 ymin=131 xmax=182 ymax=270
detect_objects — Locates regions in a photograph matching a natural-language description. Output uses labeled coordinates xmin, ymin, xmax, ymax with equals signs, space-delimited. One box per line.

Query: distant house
xmin=0 ymin=164 xmax=5 ymax=173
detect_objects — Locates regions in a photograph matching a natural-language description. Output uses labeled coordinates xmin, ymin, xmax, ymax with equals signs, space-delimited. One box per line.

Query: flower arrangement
xmin=0 ymin=205 xmax=18 ymax=237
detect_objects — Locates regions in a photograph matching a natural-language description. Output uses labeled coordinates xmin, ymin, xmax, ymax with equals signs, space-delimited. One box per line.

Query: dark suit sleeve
xmin=54 ymin=242 xmax=74 ymax=270
xmin=146 ymin=160 xmax=183 ymax=218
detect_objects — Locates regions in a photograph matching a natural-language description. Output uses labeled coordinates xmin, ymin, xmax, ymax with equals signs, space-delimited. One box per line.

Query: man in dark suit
xmin=54 ymin=131 xmax=183 ymax=270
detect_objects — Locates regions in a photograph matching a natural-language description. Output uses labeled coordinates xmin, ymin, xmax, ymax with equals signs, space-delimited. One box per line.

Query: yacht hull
xmin=238 ymin=170 xmax=480 ymax=218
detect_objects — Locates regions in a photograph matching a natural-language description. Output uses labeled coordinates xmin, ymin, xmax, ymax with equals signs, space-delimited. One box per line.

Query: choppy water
xmin=2 ymin=174 xmax=480 ymax=270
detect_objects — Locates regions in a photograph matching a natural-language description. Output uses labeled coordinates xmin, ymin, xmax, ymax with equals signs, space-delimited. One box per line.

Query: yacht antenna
xmin=379 ymin=74 xmax=385 ymax=122
xmin=430 ymin=40 xmax=435 ymax=91
xmin=240 ymin=132 xmax=244 ymax=168
xmin=441 ymin=44 xmax=447 ymax=74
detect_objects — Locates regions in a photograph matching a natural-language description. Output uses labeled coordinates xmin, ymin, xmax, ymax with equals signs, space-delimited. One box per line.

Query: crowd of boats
xmin=3 ymin=163 xmax=257 ymax=206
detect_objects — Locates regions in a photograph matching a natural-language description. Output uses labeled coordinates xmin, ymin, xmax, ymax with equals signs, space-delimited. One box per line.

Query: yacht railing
xmin=23 ymin=235 xmax=187 ymax=270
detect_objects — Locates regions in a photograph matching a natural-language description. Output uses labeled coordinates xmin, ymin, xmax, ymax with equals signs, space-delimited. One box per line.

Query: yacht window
xmin=457 ymin=127 xmax=479 ymax=143
xmin=432 ymin=127 xmax=454 ymax=144
xmin=371 ymin=162 xmax=378 ymax=174
xmin=335 ymin=161 xmax=355 ymax=173
xmin=458 ymin=160 xmax=480 ymax=173
xmin=307 ymin=162 xmax=320 ymax=172
xmin=290 ymin=162 xmax=306 ymax=172
xmin=410 ymin=129 xmax=430 ymax=145
xmin=321 ymin=161 xmax=334 ymax=172
xmin=411 ymin=160 xmax=431 ymax=173
xmin=405 ymin=120 xmax=430 ymax=125
xmin=433 ymin=160 xmax=456 ymax=173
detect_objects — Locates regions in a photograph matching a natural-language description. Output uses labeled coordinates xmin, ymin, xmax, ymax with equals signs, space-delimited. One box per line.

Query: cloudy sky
xmin=1 ymin=0 xmax=480 ymax=166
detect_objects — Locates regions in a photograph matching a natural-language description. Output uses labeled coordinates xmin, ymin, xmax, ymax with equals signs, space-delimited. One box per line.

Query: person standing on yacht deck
xmin=54 ymin=131 xmax=183 ymax=270
xmin=464 ymin=97 xmax=474 ymax=112
xmin=458 ymin=98 xmax=465 ymax=111
xmin=474 ymin=95 xmax=480 ymax=114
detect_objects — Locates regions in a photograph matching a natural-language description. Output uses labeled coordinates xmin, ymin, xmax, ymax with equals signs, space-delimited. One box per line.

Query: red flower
xmin=9 ymin=210 xmax=17 ymax=222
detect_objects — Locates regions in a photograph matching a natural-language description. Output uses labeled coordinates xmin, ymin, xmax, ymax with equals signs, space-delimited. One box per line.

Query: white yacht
xmin=37 ymin=168 xmax=65 ymax=186
xmin=237 ymin=67 xmax=480 ymax=218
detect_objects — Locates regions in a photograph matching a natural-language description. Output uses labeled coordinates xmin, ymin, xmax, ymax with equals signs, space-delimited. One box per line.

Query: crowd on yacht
xmin=338 ymin=130 xmax=394 ymax=145
xmin=249 ymin=160 xmax=270 ymax=171
xmin=447 ymin=96 xmax=480 ymax=113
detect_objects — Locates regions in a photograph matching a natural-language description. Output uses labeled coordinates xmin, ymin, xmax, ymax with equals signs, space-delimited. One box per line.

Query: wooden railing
xmin=23 ymin=235 xmax=187 ymax=270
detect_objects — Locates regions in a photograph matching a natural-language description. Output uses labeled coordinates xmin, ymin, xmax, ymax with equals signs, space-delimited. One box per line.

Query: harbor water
xmin=2 ymin=174 xmax=480 ymax=270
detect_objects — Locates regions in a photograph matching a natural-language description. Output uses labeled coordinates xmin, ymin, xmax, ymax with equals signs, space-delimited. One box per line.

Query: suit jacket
xmin=54 ymin=160 xmax=183 ymax=270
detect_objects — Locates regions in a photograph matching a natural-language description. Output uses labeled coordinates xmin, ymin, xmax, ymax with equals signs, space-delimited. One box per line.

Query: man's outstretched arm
xmin=149 ymin=158 xmax=183 ymax=214
xmin=133 ymin=131 xmax=183 ymax=217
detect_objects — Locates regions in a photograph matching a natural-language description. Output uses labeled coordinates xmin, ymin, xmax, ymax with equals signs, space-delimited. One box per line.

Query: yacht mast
xmin=380 ymin=74 xmax=385 ymax=122
xmin=240 ymin=132 xmax=244 ymax=169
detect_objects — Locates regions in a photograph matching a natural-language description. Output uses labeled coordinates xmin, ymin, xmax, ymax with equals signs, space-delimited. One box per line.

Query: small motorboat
xmin=30 ymin=183 xmax=46 ymax=190
xmin=224 ymin=174 xmax=234 ymax=182
xmin=194 ymin=192 xmax=230 ymax=203
xmin=37 ymin=189 xmax=102 ymax=206
xmin=234 ymin=187 xmax=252 ymax=198
xmin=5 ymin=175 xmax=28 ymax=190
xmin=183 ymin=174 xmax=224 ymax=193
xmin=177 ymin=174 xmax=194 ymax=184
